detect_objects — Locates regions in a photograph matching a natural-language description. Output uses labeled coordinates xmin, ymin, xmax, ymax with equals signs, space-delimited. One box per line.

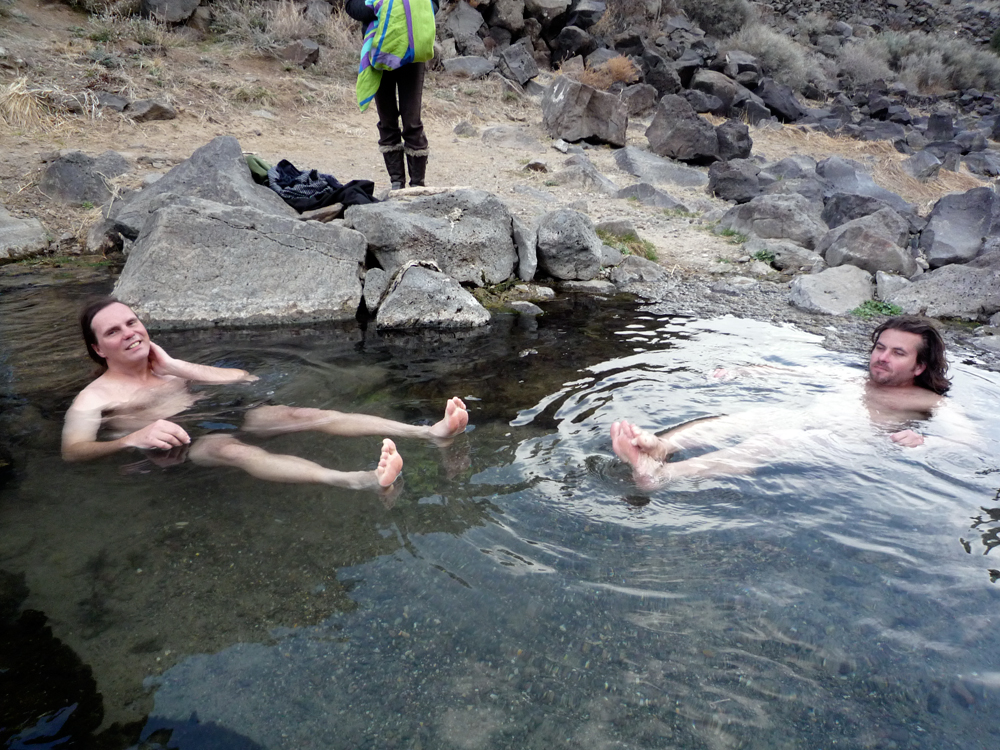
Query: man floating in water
xmin=62 ymin=297 xmax=469 ymax=491
xmin=612 ymin=315 xmax=956 ymax=489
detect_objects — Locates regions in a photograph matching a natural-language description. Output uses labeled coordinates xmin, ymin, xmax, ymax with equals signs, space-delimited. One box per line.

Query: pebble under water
xmin=1 ymin=278 xmax=1000 ymax=750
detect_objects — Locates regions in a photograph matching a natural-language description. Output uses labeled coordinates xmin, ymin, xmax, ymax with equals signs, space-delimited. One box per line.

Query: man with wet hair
xmin=63 ymin=297 xmax=469 ymax=491
xmin=612 ymin=316 xmax=958 ymax=488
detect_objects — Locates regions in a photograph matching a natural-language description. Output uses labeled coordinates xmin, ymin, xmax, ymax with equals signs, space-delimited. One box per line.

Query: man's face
xmin=90 ymin=302 xmax=150 ymax=367
xmin=869 ymin=328 xmax=926 ymax=388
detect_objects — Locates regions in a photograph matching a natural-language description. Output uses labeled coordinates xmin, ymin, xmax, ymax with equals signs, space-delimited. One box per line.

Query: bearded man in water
xmin=62 ymin=297 xmax=469 ymax=491
xmin=611 ymin=316 xmax=954 ymax=488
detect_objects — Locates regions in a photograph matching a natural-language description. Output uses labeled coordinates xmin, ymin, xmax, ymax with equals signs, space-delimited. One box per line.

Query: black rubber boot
xmin=382 ymin=149 xmax=406 ymax=190
xmin=406 ymin=154 xmax=427 ymax=187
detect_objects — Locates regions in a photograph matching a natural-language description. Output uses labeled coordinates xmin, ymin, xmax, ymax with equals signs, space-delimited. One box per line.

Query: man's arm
xmin=61 ymin=392 xmax=191 ymax=462
xmin=148 ymin=342 xmax=258 ymax=384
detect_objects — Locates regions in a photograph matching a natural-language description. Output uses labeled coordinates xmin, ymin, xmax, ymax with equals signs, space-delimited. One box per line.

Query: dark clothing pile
xmin=265 ymin=159 xmax=378 ymax=212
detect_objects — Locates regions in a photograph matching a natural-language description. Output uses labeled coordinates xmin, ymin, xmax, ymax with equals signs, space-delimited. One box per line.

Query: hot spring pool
xmin=2 ymin=281 xmax=999 ymax=750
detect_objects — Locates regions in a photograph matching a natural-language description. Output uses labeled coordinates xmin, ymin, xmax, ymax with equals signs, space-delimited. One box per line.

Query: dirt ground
xmin=2 ymin=0 xmax=990 ymax=280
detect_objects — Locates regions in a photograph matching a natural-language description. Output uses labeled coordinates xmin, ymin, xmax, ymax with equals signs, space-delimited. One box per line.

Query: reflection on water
xmin=2 ymin=276 xmax=1000 ymax=749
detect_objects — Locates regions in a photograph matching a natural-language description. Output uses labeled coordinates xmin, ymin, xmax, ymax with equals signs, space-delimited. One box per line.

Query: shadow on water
xmin=4 ymin=273 xmax=1000 ymax=749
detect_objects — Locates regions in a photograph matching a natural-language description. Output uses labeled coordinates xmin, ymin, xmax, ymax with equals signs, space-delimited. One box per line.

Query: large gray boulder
xmin=343 ymin=189 xmax=516 ymax=286
xmin=524 ymin=0 xmax=572 ymax=26
xmin=535 ymin=208 xmax=602 ymax=280
xmin=745 ymin=237 xmax=824 ymax=274
xmin=498 ymin=42 xmax=538 ymax=85
xmin=789 ymin=265 xmax=873 ymax=315
xmin=613 ymin=146 xmax=708 ymax=188
xmin=645 ymin=94 xmax=719 ymax=164
xmin=609 ymin=254 xmax=669 ymax=285
xmin=490 ymin=0 xmax=526 ymax=32
xmin=376 ymin=263 xmax=490 ymax=330
xmin=39 ymin=150 xmax=130 ymax=206
xmin=884 ymin=251 xmax=1000 ymax=320
xmin=708 ymin=158 xmax=760 ymax=204
xmin=760 ymin=155 xmax=818 ymax=182
xmin=550 ymin=154 xmax=619 ymax=196
xmin=0 ymin=205 xmax=48 ymax=262
xmin=690 ymin=69 xmax=738 ymax=116
xmin=716 ymin=118 xmax=752 ymax=161
xmin=444 ymin=1 xmax=486 ymax=40
xmin=616 ymin=183 xmax=688 ymax=211
xmin=110 ymin=136 xmax=294 ymax=240
xmin=756 ymin=78 xmax=808 ymax=122
xmin=918 ymin=186 xmax=1000 ymax=268
xmin=609 ymin=255 xmax=674 ymax=300
xmin=541 ymin=76 xmax=628 ymax=147
xmin=113 ymin=199 xmax=366 ymax=329
xmin=815 ymin=157 xmax=912 ymax=214
xmin=817 ymin=207 xmax=916 ymax=276
xmin=442 ymin=56 xmax=496 ymax=78
xmin=718 ymin=193 xmax=827 ymax=250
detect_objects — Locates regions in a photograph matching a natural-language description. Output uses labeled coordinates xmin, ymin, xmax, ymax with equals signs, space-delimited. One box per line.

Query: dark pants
xmin=374 ymin=62 xmax=428 ymax=154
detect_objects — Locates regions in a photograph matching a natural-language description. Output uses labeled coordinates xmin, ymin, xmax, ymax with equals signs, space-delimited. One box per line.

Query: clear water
xmin=2 ymin=279 xmax=1000 ymax=750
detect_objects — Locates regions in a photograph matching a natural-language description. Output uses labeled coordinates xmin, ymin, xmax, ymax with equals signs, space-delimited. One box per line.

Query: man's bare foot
xmin=611 ymin=420 xmax=669 ymax=489
xmin=375 ymin=438 xmax=403 ymax=487
xmin=428 ymin=397 xmax=469 ymax=444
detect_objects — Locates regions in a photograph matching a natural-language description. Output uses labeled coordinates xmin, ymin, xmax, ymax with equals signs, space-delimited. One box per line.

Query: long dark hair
xmin=79 ymin=296 xmax=122 ymax=369
xmin=871 ymin=315 xmax=951 ymax=395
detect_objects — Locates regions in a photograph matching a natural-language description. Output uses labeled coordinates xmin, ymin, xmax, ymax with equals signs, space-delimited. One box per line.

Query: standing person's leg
xmin=374 ymin=69 xmax=405 ymax=189
xmin=241 ymin=397 xmax=469 ymax=445
xmin=397 ymin=62 xmax=428 ymax=186
xmin=189 ymin=435 xmax=403 ymax=489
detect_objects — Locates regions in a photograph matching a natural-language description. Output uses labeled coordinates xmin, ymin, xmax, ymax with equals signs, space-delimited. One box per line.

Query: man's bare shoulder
xmin=69 ymin=373 xmax=125 ymax=412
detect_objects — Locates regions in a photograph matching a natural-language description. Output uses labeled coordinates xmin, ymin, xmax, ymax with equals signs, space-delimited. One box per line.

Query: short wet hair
xmin=79 ymin=296 xmax=122 ymax=369
xmin=871 ymin=315 xmax=951 ymax=395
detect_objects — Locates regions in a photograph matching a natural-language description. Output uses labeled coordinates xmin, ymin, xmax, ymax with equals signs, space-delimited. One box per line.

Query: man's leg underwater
xmin=189 ymin=435 xmax=403 ymax=489
xmin=612 ymin=419 xmax=785 ymax=489
xmin=241 ymin=397 xmax=469 ymax=444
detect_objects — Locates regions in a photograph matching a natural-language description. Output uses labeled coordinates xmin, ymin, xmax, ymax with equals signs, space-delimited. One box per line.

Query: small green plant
xmin=230 ymin=85 xmax=274 ymax=105
xmin=718 ymin=227 xmax=748 ymax=245
xmin=663 ymin=207 xmax=699 ymax=219
xmin=850 ymin=300 xmax=904 ymax=320
xmin=597 ymin=229 xmax=658 ymax=261
xmin=750 ymin=248 xmax=775 ymax=265
xmin=502 ymin=90 xmax=519 ymax=102
xmin=88 ymin=27 xmax=113 ymax=43
xmin=81 ymin=201 xmax=95 ymax=209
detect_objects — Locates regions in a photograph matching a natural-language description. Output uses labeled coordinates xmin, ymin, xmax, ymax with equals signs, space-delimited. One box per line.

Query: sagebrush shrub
xmin=853 ymin=30 xmax=1000 ymax=93
xmin=794 ymin=11 xmax=831 ymax=38
xmin=722 ymin=22 xmax=819 ymax=91
xmin=678 ymin=0 xmax=753 ymax=39
xmin=836 ymin=39 xmax=895 ymax=86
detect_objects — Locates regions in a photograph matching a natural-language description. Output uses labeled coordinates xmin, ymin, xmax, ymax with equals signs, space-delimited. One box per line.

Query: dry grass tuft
xmin=318 ymin=7 xmax=363 ymax=73
xmin=0 ymin=78 xmax=63 ymax=131
xmin=269 ymin=0 xmax=315 ymax=43
xmin=873 ymin=159 xmax=984 ymax=210
xmin=576 ymin=55 xmax=639 ymax=89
